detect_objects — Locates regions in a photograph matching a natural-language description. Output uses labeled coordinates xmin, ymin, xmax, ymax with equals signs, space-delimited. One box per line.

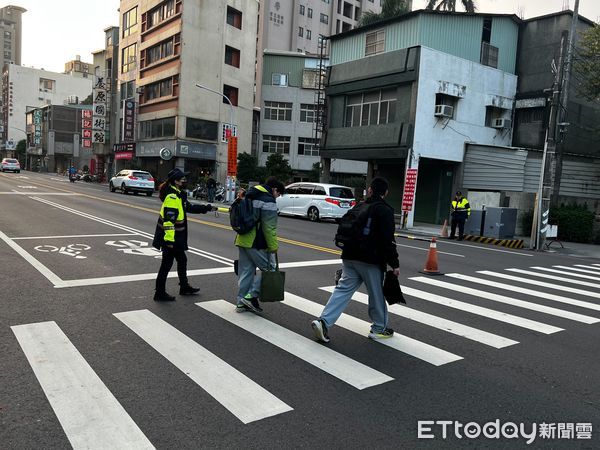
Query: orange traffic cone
xmin=440 ymin=219 xmax=449 ymax=238
xmin=421 ymin=237 xmax=443 ymax=275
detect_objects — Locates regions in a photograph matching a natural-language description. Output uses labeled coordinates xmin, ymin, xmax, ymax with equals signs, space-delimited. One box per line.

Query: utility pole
xmin=532 ymin=35 xmax=567 ymax=251
xmin=551 ymin=0 xmax=580 ymax=206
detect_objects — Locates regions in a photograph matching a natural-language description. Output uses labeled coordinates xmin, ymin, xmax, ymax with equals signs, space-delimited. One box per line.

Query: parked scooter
xmin=69 ymin=173 xmax=77 ymax=183
xmin=214 ymin=183 xmax=225 ymax=202
xmin=192 ymin=183 xmax=207 ymax=200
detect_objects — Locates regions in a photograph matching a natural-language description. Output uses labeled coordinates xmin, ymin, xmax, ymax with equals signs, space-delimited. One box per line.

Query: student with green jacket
xmin=235 ymin=177 xmax=285 ymax=313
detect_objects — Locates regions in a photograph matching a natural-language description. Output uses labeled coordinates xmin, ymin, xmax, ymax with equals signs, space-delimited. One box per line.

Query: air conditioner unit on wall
xmin=492 ymin=118 xmax=511 ymax=129
xmin=434 ymin=104 xmax=453 ymax=118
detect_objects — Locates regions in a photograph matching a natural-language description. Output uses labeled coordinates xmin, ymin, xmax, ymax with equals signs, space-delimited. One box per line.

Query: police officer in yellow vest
xmin=152 ymin=168 xmax=216 ymax=301
xmin=450 ymin=191 xmax=470 ymax=241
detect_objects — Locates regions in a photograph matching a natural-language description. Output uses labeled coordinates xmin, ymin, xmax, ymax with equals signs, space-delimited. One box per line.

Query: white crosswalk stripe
xmin=411 ymin=276 xmax=600 ymax=324
xmin=477 ymin=270 xmax=600 ymax=299
xmin=574 ymin=264 xmax=600 ymax=272
xmin=532 ymin=266 xmax=600 ymax=282
xmin=11 ymin=321 xmax=154 ymax=450
xmin=283 ymin=291 xmax=463 ymax=365
xmin=506 ymin=268 xmax=600 ymax=290
xmin=556 ymin=265 xmax=600 ymax=277
xmin=319 ymin=286 xmax=518 ymax=349
xmin=197 ymin=300 xmax=394 ymax=389
xmin=447 ymin=273 xmax=600 ymax=312
xmin=401 ymin=286 xmax=563 ymax=334
xmin=114 ymin=309 xmax=292 ymax=424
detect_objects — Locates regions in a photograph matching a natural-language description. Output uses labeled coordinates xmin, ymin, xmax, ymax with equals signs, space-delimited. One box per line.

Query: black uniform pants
xmin=156 ymin=247 xmax=188 ymax=293
xmin=450 ymin=217 xmax=466 ymax=239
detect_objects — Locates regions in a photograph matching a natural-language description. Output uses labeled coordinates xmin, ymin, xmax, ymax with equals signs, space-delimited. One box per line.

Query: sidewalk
xmin=398 ymin=222 xmax=600 ymax=259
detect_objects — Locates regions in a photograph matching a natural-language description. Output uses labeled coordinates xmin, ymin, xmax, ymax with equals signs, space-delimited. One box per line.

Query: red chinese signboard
xmin=114 ymin=151 xmax=134 ymax=160
xmin=401 ymin=168 xmax=418 ymax=212
xmin=227 ymin=136 xmax=238 ymax=176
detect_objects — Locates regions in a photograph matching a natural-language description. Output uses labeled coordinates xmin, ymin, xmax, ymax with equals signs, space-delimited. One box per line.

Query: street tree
xmin=265 ymin=153 xmax=293 ymax=184
xmin=425 ymin=0 xmax=476 ymax=13
xmin=359 ymin=0 xmax=410 ymax=26
xmin=16 ymin=139 xmax=26 ymax=167
xmin=574 ymin=24 xmax=600 ymax=102
xmin=236 ymin=153 xmax=262 ymax=183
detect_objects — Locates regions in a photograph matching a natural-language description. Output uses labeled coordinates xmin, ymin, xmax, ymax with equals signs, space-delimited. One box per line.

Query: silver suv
xmin=109 ymin=170 xmax=155 ymax=196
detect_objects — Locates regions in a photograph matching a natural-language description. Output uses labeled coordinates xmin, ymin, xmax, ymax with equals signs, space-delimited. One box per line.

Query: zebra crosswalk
xmin=9 ymin=262 xmax=600 ymax=447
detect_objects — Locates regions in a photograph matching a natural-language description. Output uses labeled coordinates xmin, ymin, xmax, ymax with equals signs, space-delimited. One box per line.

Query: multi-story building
xmin=0 ymin=5 xmax=25 ymax=67
xmin=91 ymin=26 xmax=120 ymax=179
xmin=1 ymin=64 xmax=92 ymax=160
xmin=321 ymin=10 xmax=520 ymax=226
xmin=25 ymin=104 xmax=92 ymax=173
xmin=64 ymin=55 xmax=93 ymax=79
xmin=260 ymin=50 xmax=365 ymax=181
xmin=117 ymin=0 xmax=259 ymax=184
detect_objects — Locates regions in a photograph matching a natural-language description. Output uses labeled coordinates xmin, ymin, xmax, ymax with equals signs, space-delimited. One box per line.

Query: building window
xmin=272 ymin=73 xmax=288 ymax=86
xmin=186 ymin=118 xmax=219 ymax=140
xmin=122 ymin=6 xmax=138 ymax=37
xmin=106 ymin=33 xmax=113 ymax=47
xmin=39 ymin=78 xmax=55 ymax=92
xmin=224 ymin=45 xmax=240 ymax=68
xmin=4 ymin=51 xmax=11 ymax=59
xmin=365 ymin=29 xmax=385 ymax=56
xmin=299 ymin=5 xmax=305 ymax=15
xmin=264 ymin=101 xmax=292 ymax=121
xmin=320 ymin=13 xmax=329 ymax=24
xmin=141 ymin=34 xmax=180 ymax=68
xmin=517 ymin=108 xmax=544 ymax=124
xmin=4 ymin=41 xmax=11 ymax=49
xmin=299 ymin=26 xmax=304 ymax=37
xmin=306 ymin=30 xmax=312 ymax=40
xmin=480 ymin=42 xmax=499 ymax=68
xmin=262 ymin=135 xmax=290 ymax=154
xmin=4 ymin=31 xmax=11 ymax=39
xmin=308 ymin=8 xmax=313 ymax=18
xmin=322 ymin=0 xmax=330 ymax=3
xmin=298 ymin=137 xmax=319 ymax=156
xmin=140 ymin=117 xmax=176 ymax=139
xmin=435 ymin=93 xmax=457 ymax=119
xmin=344 ymin=89 xmax=397 ymax=127
xmin=223 ymin=84 xmax=239 ymax=106
xmin=142 ymin=75 xmax=179 ymax=103
xmin=121 ymin=43 xmax=137 ymax=73
xmin=227 ymin=6 xmax=242 ymax=29
xmin=120 ymin=80 xmax=135 ymax=101
xmin=300 ymin=103 xmax=317 ymax=122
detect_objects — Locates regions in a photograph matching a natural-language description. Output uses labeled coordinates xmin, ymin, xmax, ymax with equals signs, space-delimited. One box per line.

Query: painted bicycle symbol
xmin=34 ymin=243 xmax=91 ymax=259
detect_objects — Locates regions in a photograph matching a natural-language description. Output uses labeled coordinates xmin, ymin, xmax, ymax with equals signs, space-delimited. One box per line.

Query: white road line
xmin=197 ymin=300 xmax=394 ymax=389
xmin=11 ymin=233 xmax=138 ymax=240
xmin=532 ymin=266 xmax=600 ymax=282
xmin=411 ymin=277 xmax=599 ymax=324
xmin=0 ymin=192 xmax=80 ymax=195
xmin=54 ymin=259 xmax=342 ymax=288
xmin=319 ymin=286 xmax=518 ymax=349
xmin=446 ymin=273 xmax=600 ymax=313
xmin=114 ymin=309 xmax=292 ymax=424
xmin=478 ymin=270 xmax=600 ymax=299
xmin=562 ymin=265 xmax=600 ymax=275
xmin=401 ymin=286 xmax=563 ymax=334
xmin=396 ymin=243 xmax=465 ymax=257
xmin=11 ymin=321 xmax=154 ymax=449
xmin=284 ymin=291 xmax=463 ymax=365
xmin=506 ymin=268 xmax=600 ymax=290
xmin=0 ymin=229 xmax=65 ymax=287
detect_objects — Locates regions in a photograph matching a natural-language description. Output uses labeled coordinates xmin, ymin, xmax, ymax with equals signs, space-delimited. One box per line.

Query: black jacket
xmin=341 ymin=196 xmax=399 ymax=269
xmin=152 ymin=184 xmax=212 ymax=251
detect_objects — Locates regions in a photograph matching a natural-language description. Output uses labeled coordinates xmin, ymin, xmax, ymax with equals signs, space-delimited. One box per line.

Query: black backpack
xmin=229 ymin=195 xmax=255 ymax=234
xmin=334 ymin=201 xmax=374 ymax=250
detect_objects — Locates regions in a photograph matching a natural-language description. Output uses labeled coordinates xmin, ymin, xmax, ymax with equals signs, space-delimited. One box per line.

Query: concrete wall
xmin=413 ymin=46 xmax=517 ymax=162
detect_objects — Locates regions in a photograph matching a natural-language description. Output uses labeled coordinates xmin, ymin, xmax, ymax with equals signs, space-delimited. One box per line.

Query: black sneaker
xmin=154 ymin=291 xmax=176 ymax=302
xmin=240 ymin=296 xmax=263 ymax=314
xmin=179 ymin=285 xmax=200 ymax=295
xmin=368 ymin=327 xmax=394 ymax=340
xmin=311 ymin=319 xmax=330 ymax=343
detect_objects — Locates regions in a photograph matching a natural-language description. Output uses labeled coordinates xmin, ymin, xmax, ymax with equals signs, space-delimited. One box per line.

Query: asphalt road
xmin=1 ymin=171 xmax=598 ymax=449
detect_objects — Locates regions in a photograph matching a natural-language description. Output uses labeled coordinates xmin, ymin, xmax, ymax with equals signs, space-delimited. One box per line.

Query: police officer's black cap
xmin=456 ymin=191 xmax=462 ymax=196
xmin=168 ymin=168 xmax=190 ymax=181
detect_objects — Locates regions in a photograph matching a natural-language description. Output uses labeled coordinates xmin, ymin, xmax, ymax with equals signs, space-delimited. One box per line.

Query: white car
xmin=276 ymin=182 xmax=356 ymax=222
xmin=109 ymin=170 xmax=155 ymax=196
xmin=1 ymin=158 xmax=20 ymax=173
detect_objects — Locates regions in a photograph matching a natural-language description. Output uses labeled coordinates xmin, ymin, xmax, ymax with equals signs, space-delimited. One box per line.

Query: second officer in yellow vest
xmin=450 ymin=191 xmax=470 ymax=241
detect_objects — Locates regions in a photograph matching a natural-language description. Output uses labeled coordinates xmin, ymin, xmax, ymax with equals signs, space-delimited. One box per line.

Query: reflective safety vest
xmin=159 ymin=187 xmax=185 ymax=243
xmin=451 ymin=198 xmax=470 ymax=218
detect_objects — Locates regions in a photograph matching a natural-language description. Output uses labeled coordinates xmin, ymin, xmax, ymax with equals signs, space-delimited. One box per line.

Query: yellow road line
xmin=22 ymin=179 xmax=341 ymax=255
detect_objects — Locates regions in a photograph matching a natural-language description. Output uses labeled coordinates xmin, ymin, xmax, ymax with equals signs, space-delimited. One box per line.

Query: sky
xmin=8 ymin=0 xmax=600 ymax=74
